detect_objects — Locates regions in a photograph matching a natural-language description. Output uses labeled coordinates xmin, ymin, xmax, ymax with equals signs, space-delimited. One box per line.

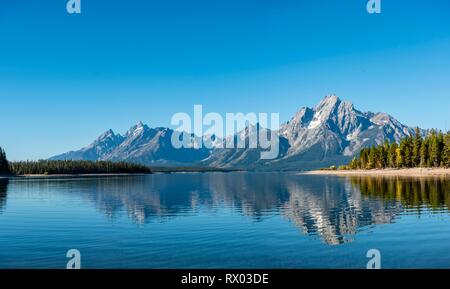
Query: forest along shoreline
xmin=302 ymin=168 xmax=450 ymax=177
xmin=306 ymin=129 xmax=450 ymax=177
xmin=2 ymin=168 xmax=239 ymax=178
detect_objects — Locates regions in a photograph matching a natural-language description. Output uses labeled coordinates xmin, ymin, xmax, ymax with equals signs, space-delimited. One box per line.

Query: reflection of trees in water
xmin=350 ymin=177 xmax=450 ymax=211
xmin=284 ymin=176 xmax=449 ymax=245
xmin=79 ymin=174 xmax=416 ymax=245
xmin=10 ymin=174 xmax=447 ymax=245
xmin=0 ymin=179 xmax=8 ymax=213
xmin=283 ymin=176 xmax=403 ymax=245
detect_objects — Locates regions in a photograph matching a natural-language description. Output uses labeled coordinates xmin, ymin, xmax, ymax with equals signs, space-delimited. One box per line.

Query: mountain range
xmin=50 ymin=95 xmax=420 ymax=170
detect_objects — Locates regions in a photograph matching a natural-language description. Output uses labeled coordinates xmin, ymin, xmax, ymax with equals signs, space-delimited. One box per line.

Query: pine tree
xmin=379 ymin=140 xmax=389 ymax=168
xmin=399 ymin=137 xmax=412 ymax=168
xmin=349 ymin=157 xmax=359 ymax=170
xmin=438 ymin=132 xmax=445 ymax=167
xmin=429 ymin=131 xmax=442 ymax=167
xmin=420 ymin=138 xmax=429 ymax=167
xmin=346 ymin=130 xmax=449 ymax=170
xmin=367 ymin=146 xmax=377 ymax=169
xmin=375 ymin=146 xmax=383 ymax=169
xmin=359 ymin=148 xmax=369 ymax=169
xmin=412 ymin=127 xmax=422 ymax=167
xmin=7 ymin=160 xmax=151 ymax=175
xmin=0 ymin=147 xmax=10 ymax=175
xmin=404 ymin=145 xmax=412 ymax=168
xmin=396 ymin=147 xmax=404 ymax=168
xmin=444 ymin=132 xmax=450 ymax=168
xmin=388 ymin=142 xmax=398 ymax=168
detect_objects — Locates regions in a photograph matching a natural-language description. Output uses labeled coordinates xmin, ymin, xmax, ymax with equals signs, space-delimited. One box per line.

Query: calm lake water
xmin=0 ymin=173 xmax=449 ymax=269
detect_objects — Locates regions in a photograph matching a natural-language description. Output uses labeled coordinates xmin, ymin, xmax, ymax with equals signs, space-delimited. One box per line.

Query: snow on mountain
xmin=202 ymin=123 xmax=290 ymax=168
xmin=50 ymin=129 xmax=124 ymax=161
xmin=273 ymin=94 xmax=417 ymax=169
xmin=50 ymin=95 xmax=421 ymax=170
xmin=51 ymin=121 xmax=210 ymax=166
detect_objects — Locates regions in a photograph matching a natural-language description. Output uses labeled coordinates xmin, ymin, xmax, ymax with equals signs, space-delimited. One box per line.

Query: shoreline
xmin=3 ymin=168 xmax=450 ymax=178
xmin=1 ymin=173 xmax=151 ymax=179
xmin=301 ymin=168 xmax=450 ymax=177
xmin=0 ymin=169 xmax=239 ymax=179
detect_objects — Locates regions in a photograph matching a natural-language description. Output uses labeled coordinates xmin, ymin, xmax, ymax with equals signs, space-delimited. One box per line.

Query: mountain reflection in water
xmin=4 ymin=173 xmax=447 ymax=246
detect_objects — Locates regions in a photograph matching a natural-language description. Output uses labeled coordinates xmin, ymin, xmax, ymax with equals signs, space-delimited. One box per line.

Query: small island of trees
xmin=342 ymin=129 xmax=450 ymax=170
xmin=0 ymin=147 xmax=151 ymax=176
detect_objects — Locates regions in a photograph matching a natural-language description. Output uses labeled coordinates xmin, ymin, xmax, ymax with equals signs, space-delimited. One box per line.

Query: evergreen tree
xmin=388 ymin=142 xmax=398 ymax=168
xmin=404 ymin=145 xmax=412 ymax=168
xmin=396 ymin=147 xmax=404 ymax=168
xmin=438 ymin=132 xmax=445 ymax=167
xmin=360 ymin=148 xmax=369 ymax=169
xmin=345 ymin=130 xmax=449 ymax=170
xmin=367 ymin=146 xmax=377 ymax=169
xmin=444 ymin=132 xmax=450 ymax=168
xmin=412 ymin=127 xmax=422 ymax=167
xmin=349 ymin=157 xmax=359 ymax=170
xmin=420 ymin=137 xmax=429 ymax=167
xmin=8 ymin=160 xmax=151 ymax=175
xmin=378 ymin=140 xmax=389 ymax=168
xmin=399 ymin=137 xmax=412 ymax=168
xmin=429 ymin=131 xmax=442 ymax=167
xmin=0 ymin=147 xmax=10 ymax=175
xmin=375 ymin=146 xmax=383 ymax=169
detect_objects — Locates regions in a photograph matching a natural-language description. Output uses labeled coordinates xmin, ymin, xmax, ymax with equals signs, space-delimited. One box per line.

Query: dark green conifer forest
xmin=346 ymin=129 xmax=450 ymax=170
xmin=0 ymin=147 xmax=10 ymax=175
xmin=0 ymin=146 xmax=151 ymax=175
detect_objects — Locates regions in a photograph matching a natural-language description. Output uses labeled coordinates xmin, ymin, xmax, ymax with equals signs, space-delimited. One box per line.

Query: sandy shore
xmin=302 ymin=168 xmax=450 ymax=177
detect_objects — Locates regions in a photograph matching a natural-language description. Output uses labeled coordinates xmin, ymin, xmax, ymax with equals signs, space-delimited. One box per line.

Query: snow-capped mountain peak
xmin=125 ymin=121 xmax=149 ymax=137
xmin=316 ymin=94 xmax=340 ymax=110
xmin=51 ymin=95 xmax=421 ymax=170
xmin=276 ymin=95 xmax=417 ymax=168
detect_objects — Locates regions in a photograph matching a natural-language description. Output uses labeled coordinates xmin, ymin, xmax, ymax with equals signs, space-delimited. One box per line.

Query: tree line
xmin=345 ymin=128 xmax=450 ymax=170
xmin=0 ymin=147 xmax=9 ymax=175
xmin=0 ymin=147 xmax=151 ymax=175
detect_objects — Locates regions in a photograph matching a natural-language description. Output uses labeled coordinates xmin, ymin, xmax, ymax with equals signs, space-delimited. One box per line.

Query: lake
xmin=0 ymin=172 xmax=449 ymax=268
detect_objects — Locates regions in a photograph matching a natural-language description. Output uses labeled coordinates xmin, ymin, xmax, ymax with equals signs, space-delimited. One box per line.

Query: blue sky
xmin=0 ymin=0 xmax=449 ymax=160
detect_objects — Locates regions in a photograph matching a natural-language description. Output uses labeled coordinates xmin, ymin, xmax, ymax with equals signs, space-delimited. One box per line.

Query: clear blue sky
xmin=1 ymin=0 xmax=449 ymax=160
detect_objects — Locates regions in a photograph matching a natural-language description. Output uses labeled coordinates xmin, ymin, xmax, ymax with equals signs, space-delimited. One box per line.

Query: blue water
xmin=0 ymin=173 xmax=449 ymax=268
